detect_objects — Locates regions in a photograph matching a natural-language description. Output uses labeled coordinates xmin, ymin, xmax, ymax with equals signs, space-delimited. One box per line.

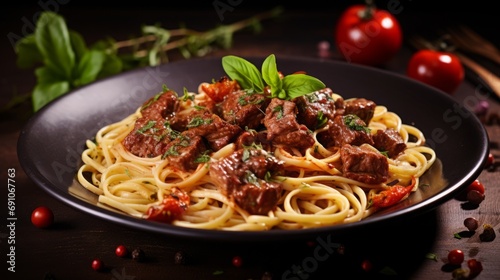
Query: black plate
xmin=18 ymin=56 xmax=489 ymax=242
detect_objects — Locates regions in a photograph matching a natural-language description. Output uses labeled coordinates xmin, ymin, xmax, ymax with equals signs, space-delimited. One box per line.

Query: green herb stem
xmin=129 ymin=7 xmax=283 ymax=59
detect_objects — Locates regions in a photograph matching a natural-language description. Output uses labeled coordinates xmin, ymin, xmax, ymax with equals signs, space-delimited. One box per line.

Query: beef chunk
xmin=295 ymin=88 xmax=336 ymax=130
xmin=219 ymin=90 xmax=268 ymax=129
xmin=372 ymin=128 xmax=407 ymax=158
xmin=122 ymin=91 xmax=179 ymax=157
xmin=209 ymin=148 xmax=284 ymax=215
xmin=343 ymin=98 xmax=376 ymax=124
xmin=328 ymin=114 xmax=374 ymax=148
xmin=262 ymin=98 xmax=315 ymax=150
xmin=233 ymin=182 xmax=283 ymax=215
xmin=234 ymin=130 xmax=270 ymax=150
xmin=340 ymin=144 xmax=389 ymax=184
xmin=184 ymin=110 xmax=242 ymax=151
xmin=163 ymin=134 xmax=207 ymax=171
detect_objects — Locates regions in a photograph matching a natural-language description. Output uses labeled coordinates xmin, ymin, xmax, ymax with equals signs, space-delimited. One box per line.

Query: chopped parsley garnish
xmin=242 ymin=149 xmax=250 ymax=162
xmin=141 ymin=91 xmax=165 ymax=110
xmin=187 ymin=116 xmax=212 ymax=128
xmin=243 ymin=170 xmax=260 ymax=187
xmin=181 ymin=87 xmax=194 ymax=101
xmin=264 ymin=171 xmax=272 ymax=182
xmin=343 ymin=114 xmax=371 ymax=133
xmin=162 ymin=145 xmax=179 ymax=158
xmin=316 ymin=111 xmax=327 ymax=128
xmin=237 ymin=90 xmax=264 ymax=106
xmin=273 ymin=105 xmax=284 ymax=119
xmin=136 ymin=120 xmax=157 ymax=134
xmin=305 ymin=92 xmax=319 ymax=103
xmin=380 ymin=151 xmax=389 ymax=158
xmin=164 ymin=122 xmax=181 ymax=140
xmin=241 ymin=143 xmax=262 ymax=162
xmin=161 ymin=135 xmax=191 ymax=159
xmin=194 ymin=151 xmax=211 ymax=163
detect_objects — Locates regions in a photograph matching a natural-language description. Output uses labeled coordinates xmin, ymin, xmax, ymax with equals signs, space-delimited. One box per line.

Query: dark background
xmin=1 ymin=2 xmax=499 ymax=280
xmin=2 ymin=0 xmax=499 ymax=111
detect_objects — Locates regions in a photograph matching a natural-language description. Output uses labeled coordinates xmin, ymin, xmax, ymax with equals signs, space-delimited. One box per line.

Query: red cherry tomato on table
xmin=31 ymin=206 xmax=54 ymax=228
xmin=447 ymin=249 xmax=465 ymax=265
xmin=334 ymin=1 xmax=402 ymax=66
xmin=466 ymin=179 xmax=485 ymax=194
xmin=407 ymin=49 xmax=464 ymax=94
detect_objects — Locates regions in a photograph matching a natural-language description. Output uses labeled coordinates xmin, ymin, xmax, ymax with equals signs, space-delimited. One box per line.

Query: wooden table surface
xmin=1 ymin=2 xmax=499 ymax=279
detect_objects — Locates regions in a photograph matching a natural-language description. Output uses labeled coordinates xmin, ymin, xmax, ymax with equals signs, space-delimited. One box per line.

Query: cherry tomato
xmin=91 ymin=259 xmax=104 ymax=271
xmin=447 ymin=249 xmax=464 ymax=265
xmin=145 ymin=188 xmax=189 ymax=223
xmin=115 ymin=245 xmax=128 ymax=258
xmin=407 ymin=49 xmax=464 ymax=94
xmin=486 ymin=152 xmax=495 ymax=167
xmin=334 ymin=1 xmax=402 ymax=66
xmin=31 ymin=206 xmax=54 ymax=228
xmin=466 ymin=179 xmax=485 ymax=195
xmin=361 ymin=259 xmax=373 ymax=272
xmin=232 ymin=255 xmax=243 ymax=267
xmin=467 ymin=259 xmax=483 ymax=277
xmin=200 ymin=76 xmax=240 ymax=102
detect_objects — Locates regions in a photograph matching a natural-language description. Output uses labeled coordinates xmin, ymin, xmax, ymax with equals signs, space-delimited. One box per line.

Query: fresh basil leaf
xmin=222 ymin=55 xmax=264 ymax=92
xmin=32 ymin=81 xmax=70 ymax=111
xmin=74 ymin=50 xmax=106 ymax=87
xmin=97 ymin=53 xmax=123 ymax=79
xmin=261 ymin=54 xmax=282 ymax=93
xmin=282 ymin=74 xmax=326 ymax=99
xmin=275 ymin=88 xmax=286 ymax=99
xmin=34 ymin=66 xmax=65 ymax=84
xmin=35 ymin=12 xmax=75 ymax=79
xmin=15 ymin=34 xmax=43 ymax=69
xmin=69 ymin=30 xmax=88 ymax=63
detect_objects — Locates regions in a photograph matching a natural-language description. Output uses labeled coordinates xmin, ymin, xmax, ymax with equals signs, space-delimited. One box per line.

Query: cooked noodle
xmin=77 ymin=88 xmax=436 ymax=231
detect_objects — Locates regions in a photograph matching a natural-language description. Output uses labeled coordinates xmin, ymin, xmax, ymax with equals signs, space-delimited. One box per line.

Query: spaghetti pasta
xmin=77 ymin=93 xmax=436 ymax=231
xmin=77 ymin=56 xmax=436 ymax=231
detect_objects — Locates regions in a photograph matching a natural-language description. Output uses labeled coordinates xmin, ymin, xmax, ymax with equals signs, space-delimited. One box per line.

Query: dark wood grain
xmin=1 ymin=3 xmax=499 ymax=279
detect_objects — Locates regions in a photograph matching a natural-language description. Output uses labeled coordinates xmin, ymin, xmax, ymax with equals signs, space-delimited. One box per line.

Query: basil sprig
xmin=15 ymin=12 xmax=122 ymax=111
xmin=222 ymin=54 xmax=325 ymax=100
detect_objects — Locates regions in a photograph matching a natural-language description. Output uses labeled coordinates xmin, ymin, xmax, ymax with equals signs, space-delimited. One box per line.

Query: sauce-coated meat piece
xmin=372 ymin=128 xmax=406 ymax=158
xmin=219 ymin=90 xmax=269 ymax=129
xmin=122 ymin=91 xmax=179 ymax=157
xmin=163 ymin=134 xmax=207 ymax=171
xmin=295 ymin=88 xmax=337 ymax=130
xmin=328 ymin=114 xmax=374 ymax=148
xmin=209 ymin=148 xmax=284 ymax=215
xmin=340 ymin=144 xmax=389 ymax=184
xmin=342 ymin=98 xmax=376 ymax=124
xmin=263 ymin=98 xmax=314 ymax=150
xmin=183 ymin=110 xmax=242 ymax=151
